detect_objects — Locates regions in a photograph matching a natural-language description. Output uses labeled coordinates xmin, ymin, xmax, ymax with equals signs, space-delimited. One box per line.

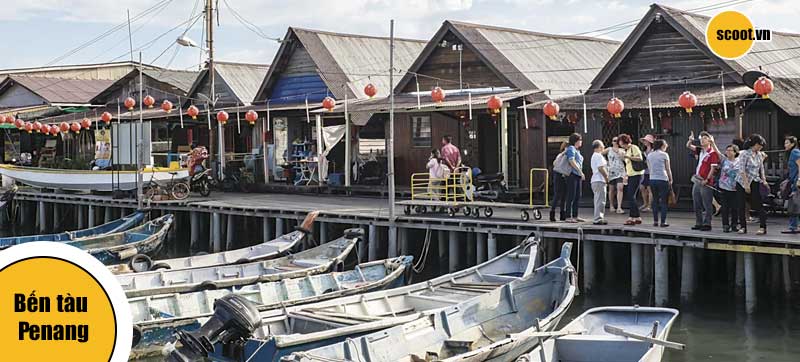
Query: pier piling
xmin=438 ymin=230 xmax=447 ymax=274
xmin=583 ymin=240 xmax=596 ymax=294
xmin=477 ymin=232 xmax=487 ymax=263
xmin=735 ymin=253 xmax=745 ymax=296
xmin=631 ymin=243 xmax=642 ymax=301
xmin=449 ymin=231 xmax=459 ymax=272
xmin=226 ymin=214 xmax=235 ymax=250
xmin=38 ymin=201 xmax=46 ymax=233
xmin=487 ymin=232 xmax=497 ymax=259
xmin=603 ymin=241 xmax=616 ymax=282
xmin=387 ymin=225 xmax=398 ymax=258
xmin=276 ymin=218 xmax=285 ymax=238
xmin=358 ymin=224 xmax=367 ymax=262
xmin=320 ymin=221 xmax=329 ymax=244
xmin=88 ymin=205 xmax=95 ymax=227
xmin=654 ymin=245 xmax=669 ymax=307
xmin=77 ymin=206 xmax=85 ymax=229
xmin=783 ymin=255 xmax=792 ymax=296
xmin=680 ymin=247 xmax=696 ymax=303
xmin=368 ymin=224 xmax=378 ymax=261
xmin=262 ymin=217 xmax=273 ymax=242
xmin=744 ymin=252 xmax=757 ymax=313
xmin=212 ymin=213 xmax=222 ymax=252
xmin=399 ymin=227 xmax=409 ymax=256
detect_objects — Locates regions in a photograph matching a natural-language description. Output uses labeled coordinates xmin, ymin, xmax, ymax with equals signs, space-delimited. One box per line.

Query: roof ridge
xmin=654 ymin=3 xmax=800 ymax=37
xmin=445 ymin=20 xmax=620 ymax=44
xmin=214 ymin=61 xmax=270 ymax=67
xmin=290 ymin=26 xmax=427 ymax=43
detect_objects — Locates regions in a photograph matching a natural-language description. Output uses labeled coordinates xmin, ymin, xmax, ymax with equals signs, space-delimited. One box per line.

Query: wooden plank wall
xmin=392 ymin=112 xmax=461 ymax=186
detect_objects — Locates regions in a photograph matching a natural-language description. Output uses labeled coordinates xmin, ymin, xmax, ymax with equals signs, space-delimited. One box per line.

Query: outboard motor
xmin=167 ymin=294 xmax=262 ymax=362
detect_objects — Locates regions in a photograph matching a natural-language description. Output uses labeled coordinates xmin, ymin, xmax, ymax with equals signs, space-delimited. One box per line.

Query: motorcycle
xmin=190 ymin=167 xmax=214 ymax=197
xmin=469 ymin=168 xmax=513 ymax=202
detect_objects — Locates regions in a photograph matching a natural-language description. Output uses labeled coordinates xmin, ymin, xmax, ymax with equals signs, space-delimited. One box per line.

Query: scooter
xmin=190 ymin=167 xmax=214 ymax=197
xmin=471 ymin=168 xmax=513 ymax=202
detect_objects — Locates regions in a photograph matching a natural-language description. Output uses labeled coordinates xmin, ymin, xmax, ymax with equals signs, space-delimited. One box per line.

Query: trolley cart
xmin=399 ymin=168 xmax=549 ymax=221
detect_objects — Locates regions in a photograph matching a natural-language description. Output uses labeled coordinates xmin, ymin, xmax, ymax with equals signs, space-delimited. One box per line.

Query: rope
xmin=412 ymin=227 xmax=432 ymax=274
xmin=575 ymin=227 xmax=583 ymax=296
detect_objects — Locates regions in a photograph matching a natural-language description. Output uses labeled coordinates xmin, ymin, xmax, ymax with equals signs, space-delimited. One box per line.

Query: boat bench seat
xmin=291 ymin=259 xmax=323 ymax=268
xmin=554 ymin=337 xmax=650 ymax=362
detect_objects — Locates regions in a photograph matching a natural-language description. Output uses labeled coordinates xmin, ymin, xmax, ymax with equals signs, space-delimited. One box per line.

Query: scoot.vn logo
xmin=705 ymin=10 xmax=772 ymax=60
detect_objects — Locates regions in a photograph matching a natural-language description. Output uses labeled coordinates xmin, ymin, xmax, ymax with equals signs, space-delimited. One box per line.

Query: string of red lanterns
xmin=143 ymin=95 xmax=156 ymax=108
xmin=161 ymin=100 xmax=173 ymax=113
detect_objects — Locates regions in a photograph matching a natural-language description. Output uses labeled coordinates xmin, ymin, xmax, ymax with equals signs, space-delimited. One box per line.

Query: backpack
xmin=553 ymin=152 xmax=572 ymax=176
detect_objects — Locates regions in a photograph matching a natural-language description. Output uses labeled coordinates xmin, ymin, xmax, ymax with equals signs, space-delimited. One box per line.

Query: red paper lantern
xmin=14 ymin=119 xmax=24 ymax=129
xmin=32 ymin=121 xmax=42 ymax=133
xmin=161 ymin=100 xmax=173 ymax=113
xmin=59 ymin=122 xmax=69 ymax=133
xmin=143 ymin=95 xmax=156 ymax=108
xmin=216 ymin=110 xmax=229 ymax=125
xmin=678 ymin=91 xmax=698 ymax=113
xmin=543 ymin=100 xmax=560 ymax=120
xmin=124 ymin=97 xmax=136 ymax=111
xmin=5 ymin=116 xmax=14 ymax=124
xmin=0 ymin=116 xmax=5 ymax=124
xmin=245 ymin=110 xmax=258 ymax=125
xmin=24 ymin=122 xmax=33 ymax=133
xmin=187 ymin=105 xmax=199 ymax=119
xmin=100 ymin=111 xmax=113 ymax=124
xmin=322 ymin=97 xmax=336 ymax=112
xmin=431 ymin=86 xmax=445 ymax=103
xmin=70 ymin=122 xmax=81 ymax=133
xmin=51 ymin=125 xmax=60 ymax=136
xmin=607 ymin=97 xmax=625 ymax=118
xmin=364 ymin=83 xmax=377 ymax=98
xmin=81 ymin=118 xmax=92 ymax=130
xmin=487 ymin=96 xmax=502 ymax=114
xmin=753 ymin=76 xmax=773 ymax=99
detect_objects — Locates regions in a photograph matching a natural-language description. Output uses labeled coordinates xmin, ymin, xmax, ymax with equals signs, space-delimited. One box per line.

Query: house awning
xmin=315 ymin=89 xmax=543 ymax=114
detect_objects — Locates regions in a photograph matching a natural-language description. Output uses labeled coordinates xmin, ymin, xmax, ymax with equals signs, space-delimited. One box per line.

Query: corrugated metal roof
xmin=142 ymin=69 xmax=199 ymax=94
xmin=214 ymin=62 xmax=270 ymax=104
xmin=450 ymin=21 xmax=620 ymax=95
xmin=1 ymin=76 xmax=115 ymax=104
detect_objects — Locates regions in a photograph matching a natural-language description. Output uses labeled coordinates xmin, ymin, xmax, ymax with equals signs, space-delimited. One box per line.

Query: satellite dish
xmin=742 ymin=70 xmax=769 ymax=90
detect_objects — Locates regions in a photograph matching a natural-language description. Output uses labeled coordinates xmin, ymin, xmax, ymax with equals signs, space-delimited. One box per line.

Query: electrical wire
xmin=221 ymin=0 xmax=282 ymax=42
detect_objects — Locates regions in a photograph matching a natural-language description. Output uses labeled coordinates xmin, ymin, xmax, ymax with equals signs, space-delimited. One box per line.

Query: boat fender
xmin=169 ymin=295 xmax=262 ymax=361
xmin=129 ymin=254 xmax=154 ymax=273
xmin=344 ymin=228 xmax=365 ymax=239
xmin=194 ymin=281 xmax=218 ymax=291
xmin=132 ymin=325 xmax=143 ymax=348
xmin=150 ymin=262 xmax=172 ymax=271
xmin=117 ymin=247 xmax=139 ymax=261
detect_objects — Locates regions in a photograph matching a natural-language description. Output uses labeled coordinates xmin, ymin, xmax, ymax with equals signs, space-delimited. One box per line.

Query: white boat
xmin=0 ymin=164 xmax=189 ymax=191
xmin=517 ymin=306 xmax=681 ymax=362
xmin=109 ymin=212 xmax=320 ymax=273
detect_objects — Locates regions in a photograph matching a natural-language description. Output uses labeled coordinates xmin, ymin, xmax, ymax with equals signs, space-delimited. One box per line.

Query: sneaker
xmin=549 ymin=210 xmax=556 ymax=222
xmin=642 ymin=208 xmax=652 ymax=213
xmin=653 ymin=222 xmax=659 ymax=227
xmin=593 ymin=220 xmax=608 ymax=225
xmin=701 ymin=225 xmax=712 ymax=231
xmin=723 ymin=226 xmax=731 ymax=233
xmin=616 ymin=209 xmax=625 ymax=214
xmin=609 ymin=207 xmax=616 ymax=213
xmin=738 ymin=229 xmax=747 ymax=234
xmin=781 ymin=229 xmax=799 ymax=234
xmin=660 ymin=223 xmax=670 ymax=228
xmin=756 ymin=228 xmax=767 ymax=235
xmin=691 ymin=225 xmax=703 ymax=230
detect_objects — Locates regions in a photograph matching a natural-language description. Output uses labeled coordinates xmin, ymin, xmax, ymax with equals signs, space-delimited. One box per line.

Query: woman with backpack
xmin=550 ymin=142 xmax=570 ymax=222
xmin=564 ymin=133 xmax=586 ymax=223
xmin=736 ymin=134 xmax=769 ymax=235
xmin=783 ymin=136 xmax=800 ymax=234
xmin=619 ymin=133 xmax=644 ymax=225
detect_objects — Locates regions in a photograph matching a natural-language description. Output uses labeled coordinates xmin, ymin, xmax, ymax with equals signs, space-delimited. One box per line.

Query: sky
xmin=0 ymin=0 xmax=797 ymax=71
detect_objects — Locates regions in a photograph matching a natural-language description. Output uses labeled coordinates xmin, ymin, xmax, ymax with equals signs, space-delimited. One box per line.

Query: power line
xmin=221 ymin=0 xmax=282 ymax=42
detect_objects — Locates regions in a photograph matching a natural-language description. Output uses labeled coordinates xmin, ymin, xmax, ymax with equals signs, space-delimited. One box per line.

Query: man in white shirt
xmin=591 ymin=140 xmax=609 ymax=225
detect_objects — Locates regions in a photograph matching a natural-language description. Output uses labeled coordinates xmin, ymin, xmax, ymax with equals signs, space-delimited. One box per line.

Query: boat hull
xmin=75 ymin=214 xmax=174 ymax=265
xmin=0 ymin=164 xmax=189 ymax=191
xmin=0 ymin=211 xmax=145 ymax=247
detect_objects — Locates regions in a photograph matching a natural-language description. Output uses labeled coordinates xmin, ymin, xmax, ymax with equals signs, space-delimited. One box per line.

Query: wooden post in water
xmin=358 ymin=224 xmax=367 ymax=262
xmin=226 ymin=214 xmax=235 ymax=250
xmin=262 ymin=217 xmax=273 ymax=242
xmin=466 ymin=232 xmax=476 ymax=268
xmin=735 ymin=252 xmax=745 ymax=296
xmin=190 ymin=211 xmax=201 ymax=252
xmin=320 ymin=221 xmax=329 ymax=245
xmin=77 ymin=206 xmax=85 ymax=229
xmin=368 ymin=224 xmax=378 ymax=261
xmin=52 ymin=203 xmax=60 ymax=232
xmin=680 ymin=247 xmax=695 ymax=303
xmin=88 ymin=205 xmax=96 ymax=227
xmin=783 ymin=255 xmax=792 ymax=296
xmin=477 ymin=232 xmax=487 ymax=263
xmin=603 ymin=241 xmax=616 ymax=282
xmin=654 ymin=244 xmax=669 ymax=307
xmin=438 ymin=230 xmax=447 ymax=274
xmin=631 ymin=243 xmax=642 ymax=301
xmin=448 ymin=230 xmax=459 ymax=272
xmin=212 ymin=212 xmax=222 ymax=252
xmin=38 ymin=201 xmax=47 ymax=233
xmin=399 ymin=227 xmax=409 ymax=257
xmin=583 ymin=240 xmax=596 ymax=294
xmin=744 ymin=252 xmax=757 ymax=313
xmin=387 ymin=225 xmax=397 ymax=258
xmin=276 ymin=217 xmax=285 ymax=238
xmin=487 ymin=231 xmax=497 ymax=259
xmin=104 ymin=206 xmax=112 ymax=223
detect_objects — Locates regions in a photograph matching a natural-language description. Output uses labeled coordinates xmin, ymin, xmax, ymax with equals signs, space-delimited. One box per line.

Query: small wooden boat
xmin=283 ymin=242 xmax=575 ymax=362
xmin=0 ymin=164 xmax=189 ymax=191
xmin=77 ymin=214 xmax=174 ymax=265
xmin=119 ymin=229 xmax=361 ymax=298
xmin=174 ymin=236 xmax=542 ymax=362
xmin=0 ymin=211 xmax=146 ymax=248
xmin=516 ymin=306 xmax=681 ymax=362
xmin=0 ymin=185 xmax=17 ymax=211
xmin=130 ymin=256 xmax=414 ymax=359
xmin=109 ymin=212 xmax=320 ymax=273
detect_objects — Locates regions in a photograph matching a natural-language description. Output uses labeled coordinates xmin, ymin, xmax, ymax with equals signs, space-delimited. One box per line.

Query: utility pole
xmin=388 ymin=20 xmax=396 ymax=222
xmin=205 ymin=0 xmax=224 ymax=179
xmin=137 ymin=52 xmax=144 ymax=210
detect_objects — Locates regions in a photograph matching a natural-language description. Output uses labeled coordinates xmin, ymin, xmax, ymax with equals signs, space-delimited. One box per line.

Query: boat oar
xmin=603 ymin=324 xmax=686 ymax=350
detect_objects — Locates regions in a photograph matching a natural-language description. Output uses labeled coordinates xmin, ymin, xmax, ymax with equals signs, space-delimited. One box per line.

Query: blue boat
xmin=0 ymin=211 xmax=146 ymax=248
xmin=75 ymin=214 xmax=174 ymax=265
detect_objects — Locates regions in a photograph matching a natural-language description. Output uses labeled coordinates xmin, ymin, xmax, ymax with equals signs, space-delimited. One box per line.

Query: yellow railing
xmin=529 ymin=168 xmax=549 ymax=208
xmin=410 ymin=166 xmax=473 ymax=203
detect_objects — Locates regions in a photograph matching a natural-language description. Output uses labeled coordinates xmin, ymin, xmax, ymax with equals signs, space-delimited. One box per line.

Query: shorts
xmin=609 ymin=178 xmax=623 ymax=186
xmin=640 ymin=174 xmax=650 ymax=187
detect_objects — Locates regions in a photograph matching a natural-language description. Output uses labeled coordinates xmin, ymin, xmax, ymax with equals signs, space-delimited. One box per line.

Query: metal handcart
xmin=398 ymin=168 xmax=550 ymax=221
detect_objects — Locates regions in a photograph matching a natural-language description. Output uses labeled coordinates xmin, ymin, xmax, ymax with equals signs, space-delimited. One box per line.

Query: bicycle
xmin=145 ymin=170 xmax=190 ymax=201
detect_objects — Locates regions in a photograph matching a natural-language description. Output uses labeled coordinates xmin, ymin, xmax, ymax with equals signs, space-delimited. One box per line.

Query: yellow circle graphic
xmin=705 ymin=10 xmax=755 ymax=60
xmin=0 ymin=257 xmax=117 ymax=361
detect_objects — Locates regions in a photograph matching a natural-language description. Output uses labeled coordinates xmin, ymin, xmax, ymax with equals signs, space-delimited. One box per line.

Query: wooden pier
xmin=6 ymin=189 xmax=800 ymax=313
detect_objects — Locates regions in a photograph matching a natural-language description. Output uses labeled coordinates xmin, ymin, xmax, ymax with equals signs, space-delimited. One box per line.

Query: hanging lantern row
xmin=101 ymin=111 xmax=113 ymax=124
xmin=161 ymin=100 xmax=173 ymax=113
xmin=187 ymin=105 xmax=200 ymax=119
xmin=245 ymin=110 xmax=258 ymax=126
xmin=543 ymin=100 xmax=559 ymax=120
xmin=607 ymin=97 xmax=625 ymax=118
xmin=124 ymin=97 xmax=136 ymax=111
xmin=753 ymin=76 xmax=773 ymax=99
xmin=322 ymin=96 xmax=336 ymax=112
xmin=143 ymin=95 xmax=156 ymax=108
xmin=678 ymin=91 xmax=697 ymax=113
xmin=216 ymin=110 xmax=229 ymax=125
xmin=487 ymin=95 xmax=502 ymax=114
xmin=364 ymin=83 xmax=377 ymax=98
xmin=431 ymin=86 xmax=445 ymax=103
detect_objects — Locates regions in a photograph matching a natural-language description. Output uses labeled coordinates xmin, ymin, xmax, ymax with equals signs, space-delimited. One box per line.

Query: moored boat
xmin=76 ymin=214 xmax=173 ymax=264
xmin=515 ymin=306 xmax=681 ymax=362
xmin=109 ymin=212 xmax=320 ymax=273
xmin=130 ymin=256 xmax=414 ymax=359
xmin=119 ymin=229 xmax=361 ymax=298
xmin=0 ymin=211 xmax=146 ymax=248
xmin=0 ymin=164 xmax=189 ymax=192
xmin=282 ymin=242 xmax=575 ymax=362
xmin=167 ymin=236 xmax=542 ymax=362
